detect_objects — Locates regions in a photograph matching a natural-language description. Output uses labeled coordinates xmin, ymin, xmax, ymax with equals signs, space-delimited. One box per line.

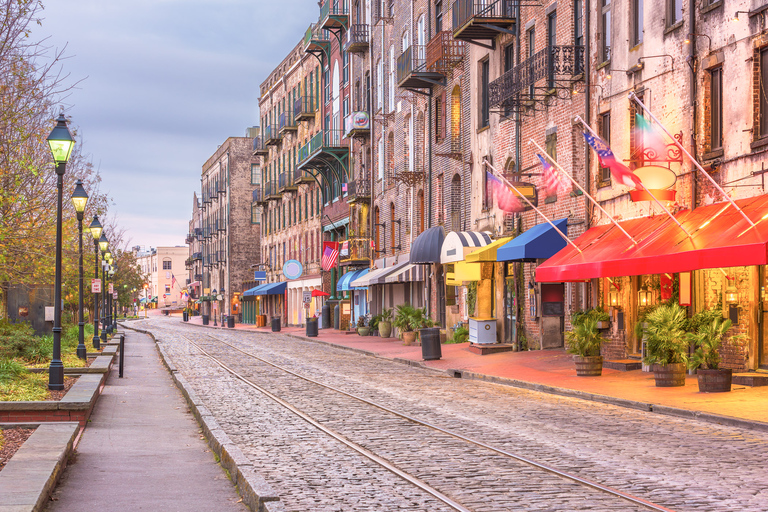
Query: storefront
xmin=350 ymin=260 xmax=410 ymax=316
xmin=337 ymin=268 xmax=369 ymax=328
xmin=409 ymin=226 xmax=446 ymax=326
xmin=287 ymin=277 xmax=323 ymax=326
xmin=241 ymin=281 xmax=287 ymax=325
xmin=536 ymin=196 xmax=768 ymax=370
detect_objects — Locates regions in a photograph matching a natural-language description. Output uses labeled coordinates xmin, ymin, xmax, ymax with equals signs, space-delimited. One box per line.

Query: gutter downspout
xmin=226 ymin=150 xmax=231 ymax=322
xmin=689 ymin=0 xmax=698 ymax=212
xmin=427 ymin=0 xmax=434 ymax=320
xmin=584 ymin=0 xmax=592 ymax=314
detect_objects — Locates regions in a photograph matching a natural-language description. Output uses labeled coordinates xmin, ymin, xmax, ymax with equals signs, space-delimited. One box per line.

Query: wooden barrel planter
xmin=697 ymin=368 xmax=732 ymax=393
xmin=574 ymin=356 xmax=603 ymax=376
xmin=653 ymin=363 xmax=686 ymax=387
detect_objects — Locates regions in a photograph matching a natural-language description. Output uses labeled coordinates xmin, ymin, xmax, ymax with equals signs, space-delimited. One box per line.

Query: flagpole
xmin=628 ymin=92 xmax=757 ymax=230
xmin=575 ymin=115 xmax=694 ymax=239
xmin=528 ymin=139 xmax=639 ymax=246
xmin=484 ymin=160 xmax=582 ymax=254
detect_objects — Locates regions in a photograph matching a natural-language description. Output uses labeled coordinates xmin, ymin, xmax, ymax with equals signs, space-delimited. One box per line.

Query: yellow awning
xmin=446 ymin=261 xmax=481 ymax=286
xmin=465 ymin=237 xmax=513 ymax=262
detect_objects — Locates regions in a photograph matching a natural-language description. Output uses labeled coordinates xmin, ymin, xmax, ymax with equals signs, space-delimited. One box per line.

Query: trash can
xmin=306 ymin=317 xmax=318 ymax=337
xmin=183 ymin=311 xmax=188 ymax=322
xmin=420 ymin=327 xmax=442 ymax=361
xmin=202 ymin=314 xmax=209 ymax=325
xmin=227 ymin=315 xmax=235 ymax=328
xmin=271 ymin=316 xmax=281 ymax=332
xmin=257 ymin=314 xmax=266 ymax=327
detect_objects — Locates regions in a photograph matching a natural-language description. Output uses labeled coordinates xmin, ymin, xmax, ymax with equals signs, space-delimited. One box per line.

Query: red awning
xmin=311 ymin=289 xmax=330 ymax=297
xmin=536 ymin=194 xmax=768 ymax=282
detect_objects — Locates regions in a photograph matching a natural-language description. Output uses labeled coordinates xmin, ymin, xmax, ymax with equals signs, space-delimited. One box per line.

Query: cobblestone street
xmin=136 ymin=318 xmax=768 ymax=512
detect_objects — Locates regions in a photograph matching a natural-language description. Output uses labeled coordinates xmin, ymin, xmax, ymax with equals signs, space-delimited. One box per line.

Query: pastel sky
xmin=40 ymin=0 xmax=315 ymax=249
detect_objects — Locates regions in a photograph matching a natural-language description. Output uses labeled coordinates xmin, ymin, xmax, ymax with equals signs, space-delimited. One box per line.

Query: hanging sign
xmin=283 ymin=259 xmax=303 ymax=280
xmin=91 ymin=279 xmax=102 ymax=293
xmin=109 ymin=283 xmax=114 ymax=294
xmin=113 ymin=292 xmax=118 ymax=299
xmin=254 ymin=270 xmax=267 ymax=281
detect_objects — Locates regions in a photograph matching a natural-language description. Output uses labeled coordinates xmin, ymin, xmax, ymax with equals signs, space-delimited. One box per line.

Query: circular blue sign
xmin=283 ymin=259 xmax=303 ymax=280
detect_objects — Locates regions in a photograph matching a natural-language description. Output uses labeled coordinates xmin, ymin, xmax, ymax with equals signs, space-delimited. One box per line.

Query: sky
xmin=40 ymin=0 xmax=316 ymax=249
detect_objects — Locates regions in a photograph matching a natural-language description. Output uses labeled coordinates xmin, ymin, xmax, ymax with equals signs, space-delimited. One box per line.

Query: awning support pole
xmin=484 ymin=159 xmax=582 ymax=255
xmin=628 ymin=92 xmax=756 ymax=230
xmin=575 ymin=115 xmax=694 ymax=239
xmin=528 ymin=138 xmax=639 ymax=246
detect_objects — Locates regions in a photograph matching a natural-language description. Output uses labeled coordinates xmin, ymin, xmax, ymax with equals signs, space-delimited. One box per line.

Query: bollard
xmin=119 ymin=334 xmax=125 ymax=378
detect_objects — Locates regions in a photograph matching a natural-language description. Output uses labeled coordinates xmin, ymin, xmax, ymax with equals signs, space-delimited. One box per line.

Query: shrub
xmin=642 ymin=303 xmax=689 ymax=366
xmin=447 ymin=326 xmax=469 ymax=344
xmin=0 ymin=359 xmax=28 ymax=383
xmin=565 ymin=317 xmax=604 ymax=357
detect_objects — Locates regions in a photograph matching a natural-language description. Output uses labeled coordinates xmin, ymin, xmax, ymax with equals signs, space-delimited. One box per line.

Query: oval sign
xmin=283 ymin=259 xmax=303 ymax=280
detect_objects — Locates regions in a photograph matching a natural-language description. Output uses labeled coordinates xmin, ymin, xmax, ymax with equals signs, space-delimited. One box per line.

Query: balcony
xmin=297 ymin=130 xmax=349 ymax=169
xmin=452 ymin=0 xmax=522 ymax=45
xmin=293 ymin=166 xmax=312 ymax=185
xmin=397 ymin=45 xmax=445 ymax=89
xmin=344 ymin=24 xmax=368 ymax=53
xmin=194 ymin=274 xmax=203 ymax=282
xmin=264 ymin=125 xmax=282 ymax=146
xmin=194 ymin=228 xmax=203 ymax=241
xmin=266 ymin=180 xmax=282 ymax=200
xmin=303 ymin=23 xmax=330 ymax=57
xmin=192 ymin=252 xmax=203 ymax=261
xmin=488 ymin=45 xmax=585 ymax=115
xmin=278 ymin=110 xmax=297 ymax=134
xmin=253 ymin=136 xmax=268 ymax=156
xmin=294 ymin=96 xmax=316 ymax=122
xmin=344 ymin=111 xmax=370 ymax=138
xmin=252 ymin=187 xmax=266 ymax=204
xmin=319 ymin=0 xmax=348 ymax=31
xmin=426 ymin=31 xmax=465 ymax=74
xmin=339 ymin=238 xmax=372 ymax=266
xmin=346 ymin=178 xmax=370 ymax=203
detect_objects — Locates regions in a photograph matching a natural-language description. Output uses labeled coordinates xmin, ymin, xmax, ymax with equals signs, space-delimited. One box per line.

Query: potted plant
xmin=394 ymin=304 xmax=418 ymax=345
xmin=378 ymin=308 xmax=393 ymax=338
xmin=369 ymin=313 xmax=381 ymax=336
xmin=686 ymin=315 xmax=739 ymax=392
xmin=593 ymin=308 xmax=610 ymax=330
xmin=566 ymin=315 xmax=605 ymax=376
xmin=642 ymin=303 xmax=688 ymax=387
xmin=356 ymin=314 xmax=370 ymax=337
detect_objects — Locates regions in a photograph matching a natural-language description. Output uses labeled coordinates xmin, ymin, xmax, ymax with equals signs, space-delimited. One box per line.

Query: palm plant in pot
xmin=356 ymin=314 xmax=370 ymax=337
xmin=394 ymin=304 xmax=419 ymax=345
xmin=642 ymin=303 xmax=688 ymax=387
xmin=368 ymin=313 xmax=381 ymax=336
xmin=378 ymin=308 xmax=393 ymax=338
xmin=686 ymin=315 xmax=740 ymax=392
xmin=566 ymin=315 xmax=605 ymax=376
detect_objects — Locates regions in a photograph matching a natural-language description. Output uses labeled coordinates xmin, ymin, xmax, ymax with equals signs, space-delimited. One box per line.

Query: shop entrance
xmin=760 ymin=267 xmax=768 ymax=369
xmin=540 ymin=283 xmax=564 ymax=349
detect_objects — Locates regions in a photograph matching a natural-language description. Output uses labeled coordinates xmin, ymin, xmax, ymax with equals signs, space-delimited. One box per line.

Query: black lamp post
xmin=212 ymin=289 xmax=218 ymax=326
xmin=89 ymin=216 xmax=103 ymax=349
xmin=101 ymin=253 xmax=110 ymax=344
xmin=71 ymin=180 xmax=88 ymax=360
xmin=109 ymin=267 xmax=116 ymax=330
xmin=47 ymin=114 xmax=75 ymax=391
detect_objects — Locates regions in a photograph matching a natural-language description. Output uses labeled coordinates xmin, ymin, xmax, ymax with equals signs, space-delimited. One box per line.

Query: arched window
xmin=387 ymin=131 xmax=395 ymax=185
xmin=451 ymin=173 xmax=462 ymax=232
xmin=374 ymin=206 xmax=381 ymax=254
xmin=403 ymin=114 xmax=411 ymax=172
xmin=417 ymin=189 xmax=425 ymax=235
xmin=451 ymin=86 xmax=461 ymax=152
xmin=390 ymin=202 xmax=396 ymax=254
xmin=415 ymin=111 xmax=425 ymax=172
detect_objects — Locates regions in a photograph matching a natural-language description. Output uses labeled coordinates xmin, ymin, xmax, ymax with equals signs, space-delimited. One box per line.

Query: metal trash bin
xmin=202 ymin=314 xmax=209 ymax=325
xmin=420 ymin=327 xmax=442 ymax=361
xmin=227 ymin=315 xmax=235 ymax=328
xmin=271 ymin=316 xmax=281 ymax=332
xmin=306 ymin=317 xmax=318 ymax=337
xmin=183 ymin=311 xmax=188 ymax=322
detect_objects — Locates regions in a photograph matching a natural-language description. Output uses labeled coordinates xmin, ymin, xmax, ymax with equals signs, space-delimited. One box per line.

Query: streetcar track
xmin=178 ymin=328 xmax=676 ymax=512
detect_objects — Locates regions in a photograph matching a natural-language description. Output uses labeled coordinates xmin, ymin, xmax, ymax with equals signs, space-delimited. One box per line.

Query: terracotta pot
xmin=378 ymin=321 xmax=392 ymax=338
xmin=357 ymin=327 xmax=370 ymax=337
xmin=653 ymin=363 xmax=686 ymax=387
xmin=574 ymin=355 xmax=603 ymax=376
xmin=596 ymin=320 xmax=610 ymax=330
xmin=697 ymin=368 xmax=732 ymax=392
xmin=402 ymin=331 xmax=417 ymax=346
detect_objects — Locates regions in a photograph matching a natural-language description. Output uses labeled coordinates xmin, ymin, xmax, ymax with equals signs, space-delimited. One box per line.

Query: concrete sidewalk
xmin=45 ymin=330 xmax=247 ymax=512
xmin=181 ymin=313 xmax=768 ymax=430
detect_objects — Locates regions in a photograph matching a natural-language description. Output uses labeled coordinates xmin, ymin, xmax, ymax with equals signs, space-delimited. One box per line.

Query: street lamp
xmin=212 ymin=289 xmax=218 ymax=326
xmin=89 ymin=216 xmax=103 ymax=349
xmin=109 ymin=267 xmax=116 ymax=330
xmin=47 ymin=113 xmax=75 ymax=391
xmin=101 ymin=256 xmax=109 ymax=344
xmin=71 ymin=180 xmax=88 ymax=360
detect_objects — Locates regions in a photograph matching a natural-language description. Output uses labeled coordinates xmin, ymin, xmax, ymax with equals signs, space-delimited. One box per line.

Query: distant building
xmin=134 ymin=246 xmax=189 ymax=308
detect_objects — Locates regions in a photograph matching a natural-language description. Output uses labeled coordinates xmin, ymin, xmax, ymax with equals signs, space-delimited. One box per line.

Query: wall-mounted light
xmin=725 ymin=280 xmax=738 ymax=304
xmin=608 ymin=289 xmax=620 ymax=307
xmin=733 ymin=11 xmax=749 ymax=22
xmin=638 ymin=286 xmax=653 ymax=307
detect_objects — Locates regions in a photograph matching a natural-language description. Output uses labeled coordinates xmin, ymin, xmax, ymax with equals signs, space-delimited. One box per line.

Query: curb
xmin=120 ymin=324 xmax=282 ymax=512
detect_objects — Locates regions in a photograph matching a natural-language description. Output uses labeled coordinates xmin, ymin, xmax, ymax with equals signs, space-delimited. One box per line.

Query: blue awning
xmin=254 ymin=282 xmax=287 ymax=296
xmin=243 ymin=283 xmax=270 ymax=297
xmin=497 ymin=218 xmax=569 ymax=262
xmin=337 ymin=268 xmax=369 ymax=291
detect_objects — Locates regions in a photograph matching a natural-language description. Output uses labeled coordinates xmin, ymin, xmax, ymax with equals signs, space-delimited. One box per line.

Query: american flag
xmin=321 ymin=242 xmax=339 ymax=271
xmin=583 ymin=132 xmax=643 ymax=189
xmin=536 ymin=154 xmax=570 ymax=198
xmin=171 ymin=274 xmax=177 ymax=289
xmin=487 ymin=172 xmax=524 ymax=213
xmin=342 ymin=182 xmax=348 ymax=193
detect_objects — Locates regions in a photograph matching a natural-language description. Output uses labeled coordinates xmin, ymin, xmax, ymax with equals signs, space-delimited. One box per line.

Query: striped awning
xmin=384 ymin=264 xmax=425 ymax=283
xmin=337 ymin=268 xmax=370 ymax=291
xmin=358 ymin=261 xmax=410 ymax=286
xmin=410 ymin=226 xmax=445 ymax=264
xmin=440 ymin=231 xmax=493 ymax=263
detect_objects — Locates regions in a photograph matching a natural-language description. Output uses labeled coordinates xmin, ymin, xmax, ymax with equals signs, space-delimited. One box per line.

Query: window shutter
xmin=440 ymin=91 xmax=447 ymax=140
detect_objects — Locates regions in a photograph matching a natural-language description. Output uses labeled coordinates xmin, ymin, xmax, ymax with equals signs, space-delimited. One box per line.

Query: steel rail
xmin=182 ymin=328 xmax=676 ymax=512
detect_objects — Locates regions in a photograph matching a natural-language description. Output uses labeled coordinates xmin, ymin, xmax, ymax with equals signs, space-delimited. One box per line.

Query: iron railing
xmin=303 ymin=23 xmax=330 ymax=49
xmin=252 ymin=188 xmax=262 ymax=203
xmin=320 ymin=0 xmax=348 ymax=20
xmin=294 ymin=96 xmax=316 ymax=120
xmin=346 ymin=179 xmax=371 ymax=201
xmin=397 ymin=45 xmax=427 ymax=84
xmin=452 ymin=0 xmax=517 ymax=31
xmin=345 ymin=24 xmax=369 ymax=51
xmin=279 ymin=111 xmax=297 ymax=132
xmin=340 ymin=238 xmax=372 ymax=262
xmin=278 ymin=172 xmax=287 ymax=190
xmin=264 ymin=124 xmax=281 ymax=145
xmin=426 ymin=31 xmax=465 ymax=73
xmin=293 ymin=167 xmax=303 ymax=183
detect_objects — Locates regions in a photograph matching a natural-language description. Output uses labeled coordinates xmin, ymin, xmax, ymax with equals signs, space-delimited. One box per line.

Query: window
xmin=574 ymin=0 xmax=584 ymax=49
xmin=545 ymin=131 xmax=557 ymax=203
xmin=547 ymin=12 xmax=556 ymax=89
xmin=377 ymin=59 xmax=383 ymax=110
xmin=599 ymin=111 xmax=611 ymax=184
xmin=601 ymin=0 xmax=611 ymax=63
xmin=760 ymin=49 xmax=768 ymax=138
xmin=390 ymin=203 xmax=396 ymax=254
xmin=251 ymin=204 xmax=260 ymax=224
xmin=251 ymin=164 xmax=260 ymax=185
xmin=711 ymin=67 xmax=723 ymax=150
xmin=165 ymin=284 xmax=171 ymax=293
xmin=389 ymin=46 xmax=395 ymax=112
xmin=528 ymin=28 xmax=535 ymax=98
xmin=378 ymin=137 xmax=384 ymax=180
xmin=480 ymin=59 xmax=489 ymax=128
xmin=162 ymin=260 xmax=172 ymax=270
xmin=483 ymin=158 xmax=493 ymax=210
xmin=435 ymin=93 xmax=445 ymax=141
xmin=435 ymin=0 xmax=443 ymax=32
xmin=504 ymin=44 xmax=514 ymax=116
xmin=667 ymin=0 xmax=681 ymax=26
xmin=343 ymin=50 xmax=349 ymax=84
xmin=632 ymin=0 xmax=643 ymax=46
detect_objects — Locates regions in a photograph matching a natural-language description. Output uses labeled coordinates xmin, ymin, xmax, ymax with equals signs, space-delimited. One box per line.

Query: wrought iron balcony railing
xmin=278 ymin=111 xmax=297 ymax=133
xmin=293 ymin=167 xmax=303 ymax=184
xmin=294 ymin=96 xmax=316 ymax=121
xmin=264 ymin=124 xmax=282 ymax=146
xmin=192 ymin=252 xmax=203 ymax=261
xmin=452 ymin=0 xmax=522 ymax=42
xmin=397 ymin=45 xmax=426 ymax=85
xmin=488 ymin=45 xmax=585 ymax=112
xmin=252 ymin=136 xmax=268 ymax=155
xmin=252 ymin=188 xmax=264 ymax=203
xmin=344 ymin=24 xmax=369 ymax=52
xmin=426 ymin=31 xmax=465 ymax=74
xmin=304 ymin=23 xmax=330 ymax=53
xmin=278 ymin=172 xmax=286 ymax=191
xmin=346 ymin=178 xmax=371 ymax=202
xmin=340 ymin=238 xmax=372 ymax=263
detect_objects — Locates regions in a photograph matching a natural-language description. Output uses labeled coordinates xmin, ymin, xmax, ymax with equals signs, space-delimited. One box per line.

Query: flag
xmin=171 ymin=274 xmax=177 ymax=289
xmin=342 ymin=182 xmax=348 ymax=192
xmin=634 ymin=114 xmax=667 ymax=160
xmin=340 ymin=240 xmax=349 ymax=257
xmin=536 ymin=154 xmax=570 ymax=198
xmin=583 ymin=132 xmax=643 ymax=189
xmin=487 ymin=171 xmax=524 ymax=213
xmin=321 ymin=242 xmax=339 ymax=271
